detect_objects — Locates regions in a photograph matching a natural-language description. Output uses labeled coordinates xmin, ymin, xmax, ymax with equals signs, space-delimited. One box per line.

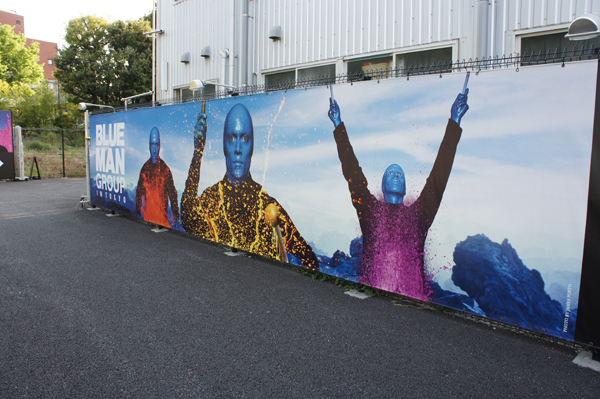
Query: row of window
xmin=174 ymin=30 xmax=600 ymax=99
xmin=264 ymin=47 xmax=454 ymax=88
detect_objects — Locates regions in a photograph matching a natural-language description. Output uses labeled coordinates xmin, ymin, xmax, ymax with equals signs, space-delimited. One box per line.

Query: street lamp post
xmin=121 ymin=91 xmax=154 ymax=110
xmin=565 ymin=13 xmax=600 ymax=41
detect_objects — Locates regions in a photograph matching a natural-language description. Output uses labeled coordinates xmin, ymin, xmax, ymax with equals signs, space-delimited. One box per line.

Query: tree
xmin=0 ymin=24 xmax=53 ymax=128
xmin=54 ymin=15 xmax=152 ymax=107
xmin=0 ymin=24 xmax=44 ymax=89
xmin=10 ymin=81 xmax=56 ymax=127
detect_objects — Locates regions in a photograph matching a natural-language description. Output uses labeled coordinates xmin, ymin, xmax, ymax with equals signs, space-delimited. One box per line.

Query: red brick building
xmin=0 ymin=10 xmax=57 ymax=81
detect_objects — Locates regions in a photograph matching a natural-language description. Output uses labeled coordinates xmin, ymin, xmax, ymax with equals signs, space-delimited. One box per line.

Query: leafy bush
xmin=40 ymin=131 xmax=59 ymax=145
xmin=27 ymin=141 xmax=53 ymax=152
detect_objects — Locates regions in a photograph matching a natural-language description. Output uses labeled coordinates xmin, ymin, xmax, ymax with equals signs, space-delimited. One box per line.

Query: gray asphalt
xmin=1 ymin=178 xmax=598 ymax=398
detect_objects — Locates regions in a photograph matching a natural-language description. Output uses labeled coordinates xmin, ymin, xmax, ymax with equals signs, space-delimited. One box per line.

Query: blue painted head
xmin=149 ymin=127 xmax=160 ymax=164
xmin=223 ymin=104 xmax=254 ymax=186
xmin=381 ymin=164 xmax=406 ymax=204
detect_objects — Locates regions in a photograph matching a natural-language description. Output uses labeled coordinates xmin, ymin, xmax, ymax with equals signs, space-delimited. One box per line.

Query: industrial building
xmin=150 ymin=0 xmax=600 ymax=102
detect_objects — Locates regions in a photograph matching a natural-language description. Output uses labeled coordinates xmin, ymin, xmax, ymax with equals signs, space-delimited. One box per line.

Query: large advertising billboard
xmin=90 ymin=60 xmax=599 ymax=344
xmin=0 ymin=111 xmax=14 ymax=180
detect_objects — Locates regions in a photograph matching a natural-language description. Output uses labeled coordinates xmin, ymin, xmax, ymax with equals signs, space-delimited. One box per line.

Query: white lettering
xmin=115 ymin=148 xmax=125 ymax=175
xmin=116 ymin=123 xmax=125 ymax=146
xmin=105 ymin=148 xmax=115 ymax=174
xmin=563 ymin=284 xmax=573 ymax=333
xmin=96 ymin=125 xmax=102 ymax=146
xmin=96 ymin=148 xmax=106 ymax=172
xmin=101 ymin=125 xmax=107 ymax=146
xmin=108 ymin=123 xmax=117 ymax=146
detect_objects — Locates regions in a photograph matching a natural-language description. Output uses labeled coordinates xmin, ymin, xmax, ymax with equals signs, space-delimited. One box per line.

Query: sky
xmin=0 ymin=0 xmax=153 ymax=48
xmin=89 ymin=60 xmax=597 ymax=301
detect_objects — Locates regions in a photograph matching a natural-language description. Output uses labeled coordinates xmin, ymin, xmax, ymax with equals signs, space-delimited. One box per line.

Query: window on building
xmin=520 ymin=31 xmax=600 ymax=65
xmin=174 ymin=87 xmax=194 ymax=102
xmin=175 ymin=85 xmax=216 ymax=102
xmin=347 ymin=55 xmax=393 ymax=81
xmin=297 ymin=64 xmax=336 ymax=84
xmin=264 ymin=70 xmax=295 ymax=91
xmin=199 ymin=84 xmax=217 ymax=97
xmin=16 ymin=20 xmax=21 ymax=26
xmin=396 ymin=47 xmax=453 ymax=74
xmin=48 ymin=59 xmax=53 ymax=65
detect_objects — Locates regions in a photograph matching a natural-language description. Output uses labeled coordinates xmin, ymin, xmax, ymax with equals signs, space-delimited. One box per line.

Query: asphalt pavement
xmin=1 ymin=178 xmax=599 ymax=398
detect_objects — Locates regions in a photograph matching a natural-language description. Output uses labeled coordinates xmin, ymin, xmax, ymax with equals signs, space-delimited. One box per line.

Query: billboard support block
xmin=573 ymin=351 xmax=600 ymax=372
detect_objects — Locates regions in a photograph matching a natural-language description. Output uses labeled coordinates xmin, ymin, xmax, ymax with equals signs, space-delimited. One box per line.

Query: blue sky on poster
xmin=0 ymin=0 xmax=152 ymax=47
xmin=91 ymin=60 xmax=596 ymax=295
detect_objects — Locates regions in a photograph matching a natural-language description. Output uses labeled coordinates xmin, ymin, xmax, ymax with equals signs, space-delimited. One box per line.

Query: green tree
xmin=54 ymin=15 xmax=152 ymax=107
xmin=10 ymin=81 xmax=56 ymax=127
xmin=0 ymin=24 xmax=82 ymax=130
xmin=0 ymin=24 xmax=44 ymax=89
xmin=54 ymin=102 xmax=82 ymax=129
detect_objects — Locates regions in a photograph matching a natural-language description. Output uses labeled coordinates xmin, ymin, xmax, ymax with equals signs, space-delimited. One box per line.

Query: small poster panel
xmin=0 ymin=111 xmax=14 ymax=180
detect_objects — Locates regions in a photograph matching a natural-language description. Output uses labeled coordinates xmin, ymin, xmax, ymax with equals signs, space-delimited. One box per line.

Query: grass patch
xmin=20 ymin=131 xmax=86 ymax=178
xmin=24 ymin=146 xmax=86 ymax=178
xmin=26 ymin=141 xmax=53 ymax=152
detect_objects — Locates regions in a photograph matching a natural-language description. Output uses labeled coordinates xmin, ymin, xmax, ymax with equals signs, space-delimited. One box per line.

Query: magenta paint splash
xmin=358 ymin=197 xmax=433 ymax=301
xmin=0 ymin=112 xmax=12 ymax=152
xmin=333 ymin=120 xmax=461 ymax=302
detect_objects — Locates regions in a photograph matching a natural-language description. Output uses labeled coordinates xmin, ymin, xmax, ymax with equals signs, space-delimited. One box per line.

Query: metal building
xmin=151 ymin=0 xmax=600 ymax=101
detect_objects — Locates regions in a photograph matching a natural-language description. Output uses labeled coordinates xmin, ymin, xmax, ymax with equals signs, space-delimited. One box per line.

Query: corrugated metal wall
xmin=156 ymin=0 xmax=234 ymax=98
xmin=253 ymin=0 xmax=463 ymax=71
xmin=156 ymin=0 xmax=600 ymax=100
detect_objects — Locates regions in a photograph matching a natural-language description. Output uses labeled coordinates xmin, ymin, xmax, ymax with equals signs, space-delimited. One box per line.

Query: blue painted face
xmin=223 ymin=104 xmax=254 ymax=186
xmin=381 ymin=164 xmax=406 ymax=204
xmin=149 ymin=127 xmax=160 ymax=164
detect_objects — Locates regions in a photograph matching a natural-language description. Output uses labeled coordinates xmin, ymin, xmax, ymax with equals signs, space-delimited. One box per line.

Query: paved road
xmin=1 ymin=178 xmax=598 ymax=398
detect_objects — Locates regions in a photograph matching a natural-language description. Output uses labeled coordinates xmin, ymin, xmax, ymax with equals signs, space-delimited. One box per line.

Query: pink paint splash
xmin=0 ymin=112 xmax=12 ymax=152
xmin=359 ymin=199 xmax=433 ymax=301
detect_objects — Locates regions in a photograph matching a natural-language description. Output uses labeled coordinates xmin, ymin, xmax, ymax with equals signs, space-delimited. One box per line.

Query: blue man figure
xmin=381 ymin=164 xmax=406 ymax=204
xmin=135 ymin=127 xmax=180 ymax=228
xmin=181 ymin=103 xmax=319 ymax=270
xmin=328 ymin=88 xmax=469 ymax=300
xmin=223 ymin=104 xmax=253 ymax=186
xmin=149 ymin=128 xmax=160 ymax=164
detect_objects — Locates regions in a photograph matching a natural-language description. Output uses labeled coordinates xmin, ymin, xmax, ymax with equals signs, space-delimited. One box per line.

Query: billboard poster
xmin=0 ymin=110 xmax=14 ymax=180
xmin=90 ymin=60 xmax=598 ymax=343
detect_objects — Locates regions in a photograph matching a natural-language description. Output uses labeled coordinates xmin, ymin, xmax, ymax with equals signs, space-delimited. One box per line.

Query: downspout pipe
xmin=152 ymin=1 xmax=156 ymax=103
xmin=229 ymin=0 xmax=235 ymax=87
xmin=241 ymin=0 xmax=249 ymax=86
xmin=476 ymin=0 xmax=490 ymax=59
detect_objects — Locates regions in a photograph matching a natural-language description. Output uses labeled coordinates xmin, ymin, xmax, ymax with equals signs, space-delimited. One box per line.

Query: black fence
xmin=21 ymin=127 xmax=86 ymax=178
xmin=90 ymin=47 xmax=600 ymax=115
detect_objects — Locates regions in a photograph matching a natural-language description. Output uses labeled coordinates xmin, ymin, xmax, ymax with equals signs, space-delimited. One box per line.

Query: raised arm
xmin=329 ymin=98 xmax=373 ymax=218
xmin=181 ymin=110 xmax=211 ymax=237
xmin=417 ymin=91 xmax=469 ymax=230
